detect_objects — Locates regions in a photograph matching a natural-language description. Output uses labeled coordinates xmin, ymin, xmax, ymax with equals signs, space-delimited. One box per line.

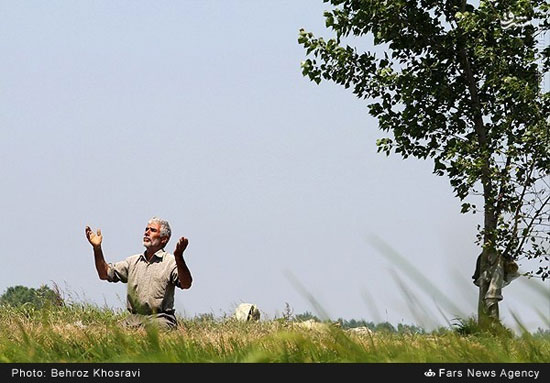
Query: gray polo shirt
xmin=107 ymin=249 xmax=181 ymax=315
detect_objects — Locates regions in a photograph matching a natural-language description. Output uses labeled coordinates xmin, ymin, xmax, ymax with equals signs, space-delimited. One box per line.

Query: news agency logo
xmin=424 ymin=369 xmax=436 ymax=378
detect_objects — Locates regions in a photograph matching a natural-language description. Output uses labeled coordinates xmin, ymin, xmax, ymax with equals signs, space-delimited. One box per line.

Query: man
xmin=85 ymin=217 xmax=192 ymax=329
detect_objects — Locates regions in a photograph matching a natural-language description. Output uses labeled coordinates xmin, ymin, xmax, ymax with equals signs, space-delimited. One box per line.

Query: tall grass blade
xmin=389 ymin=269 xmax=440 ymax=330
xmin=367 ymin=234 xmax=465 ymax=319
xmin=284 ymin=270 xmax=331 ymax=321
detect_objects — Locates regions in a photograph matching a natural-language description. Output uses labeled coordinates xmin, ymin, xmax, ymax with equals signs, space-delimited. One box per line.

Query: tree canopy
xmin=299 ymin=0 xmax=549 ymax=322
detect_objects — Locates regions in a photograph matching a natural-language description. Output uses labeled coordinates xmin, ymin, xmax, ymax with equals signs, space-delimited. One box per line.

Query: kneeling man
xmin=85 ymin=217 xmax=192 ymax=329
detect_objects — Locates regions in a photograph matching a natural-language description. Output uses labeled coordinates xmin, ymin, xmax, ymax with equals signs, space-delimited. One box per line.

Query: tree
xmin=0 ymin=285 xmax=63 ymax=308
xmin=299 ymin=0 xmax=549 ymax=325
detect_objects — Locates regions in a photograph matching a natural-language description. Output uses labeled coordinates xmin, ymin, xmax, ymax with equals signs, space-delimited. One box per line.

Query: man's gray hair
xmin=149 ymin=217 xmax=171 ymax=240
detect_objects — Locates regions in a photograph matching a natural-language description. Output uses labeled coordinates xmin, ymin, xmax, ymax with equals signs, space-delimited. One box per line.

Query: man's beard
xmin=143 ymin=238 xmax=161 ymax=249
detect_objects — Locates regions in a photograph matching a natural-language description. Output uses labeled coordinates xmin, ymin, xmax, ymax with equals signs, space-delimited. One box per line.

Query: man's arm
xmin=85 ymin=226 xmax=109 ymax=280
xmin=174 ymin=237 xmax=192 ymax=289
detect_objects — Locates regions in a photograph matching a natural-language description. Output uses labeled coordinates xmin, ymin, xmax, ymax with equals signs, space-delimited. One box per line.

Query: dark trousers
xmin=121 ymin=312 xmax=178 ymax=330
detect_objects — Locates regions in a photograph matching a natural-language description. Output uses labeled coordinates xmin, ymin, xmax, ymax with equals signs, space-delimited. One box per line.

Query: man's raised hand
xmin=174 ymin=237 xmax=189 ymax=258
xmin=85 ymin=226 xmax=103 ymax=248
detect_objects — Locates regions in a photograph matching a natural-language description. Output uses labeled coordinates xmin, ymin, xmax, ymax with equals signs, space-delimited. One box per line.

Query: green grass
xmin=0 ymin=304 xmax=548 ymax=363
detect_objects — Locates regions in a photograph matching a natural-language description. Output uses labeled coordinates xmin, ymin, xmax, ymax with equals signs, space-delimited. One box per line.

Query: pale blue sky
xmin=1 ymin=0 xmax=547 ymax=332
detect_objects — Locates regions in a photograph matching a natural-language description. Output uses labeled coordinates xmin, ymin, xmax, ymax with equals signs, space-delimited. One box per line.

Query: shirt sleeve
xmin=170 ymin=265 xmax=181 ymax=288
xmin=107 ymin=258 xmax=130 ymax=283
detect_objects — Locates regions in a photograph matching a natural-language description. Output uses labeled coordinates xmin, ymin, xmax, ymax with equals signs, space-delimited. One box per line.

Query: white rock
xmin=234 ymin=303 xmax=260 ymax=322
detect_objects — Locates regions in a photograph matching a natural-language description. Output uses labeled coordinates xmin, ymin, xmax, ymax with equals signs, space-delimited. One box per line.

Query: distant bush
xmin=294 ymin=311 xmax=320 ymax=322
xmin=336 ymin=318 xmax=374 ymax=330
xmin=0 ymin=285 xmax=64 ymax=308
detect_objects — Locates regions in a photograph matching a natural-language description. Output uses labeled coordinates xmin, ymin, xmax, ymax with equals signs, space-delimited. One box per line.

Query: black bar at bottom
xmin=1 ymin=363 xmax=548 ymax=382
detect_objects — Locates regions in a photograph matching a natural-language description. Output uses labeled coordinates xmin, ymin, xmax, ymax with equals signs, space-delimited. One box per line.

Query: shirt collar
xmin=140 ymin=249 xmax=166 ymax=262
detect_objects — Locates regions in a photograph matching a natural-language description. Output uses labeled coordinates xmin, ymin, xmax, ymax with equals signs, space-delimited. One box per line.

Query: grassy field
xmin=0 ymin=304 xmax=549 ymax=363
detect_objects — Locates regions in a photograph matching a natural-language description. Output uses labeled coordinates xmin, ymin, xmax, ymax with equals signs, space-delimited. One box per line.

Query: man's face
xmin=143 ymin=222 xmax=168 ymax=249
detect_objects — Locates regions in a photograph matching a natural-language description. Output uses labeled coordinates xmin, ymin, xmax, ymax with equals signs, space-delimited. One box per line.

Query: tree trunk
xmin=456 ymin=1 xmax=502 ymax=326
xmin=477 ymin=199 xmax=501 ymax=326
xmin=455 ymin=5 xmax=501 ymax=325
xmin=477 ymin=251 xmax=500 ymax=326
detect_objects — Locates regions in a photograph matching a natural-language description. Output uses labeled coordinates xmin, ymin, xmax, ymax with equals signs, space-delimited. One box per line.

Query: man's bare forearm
xmin=174 ymin=254 xmax=192 ymax=289
xmin=93 ymin=246 xmax=109 ymax=280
